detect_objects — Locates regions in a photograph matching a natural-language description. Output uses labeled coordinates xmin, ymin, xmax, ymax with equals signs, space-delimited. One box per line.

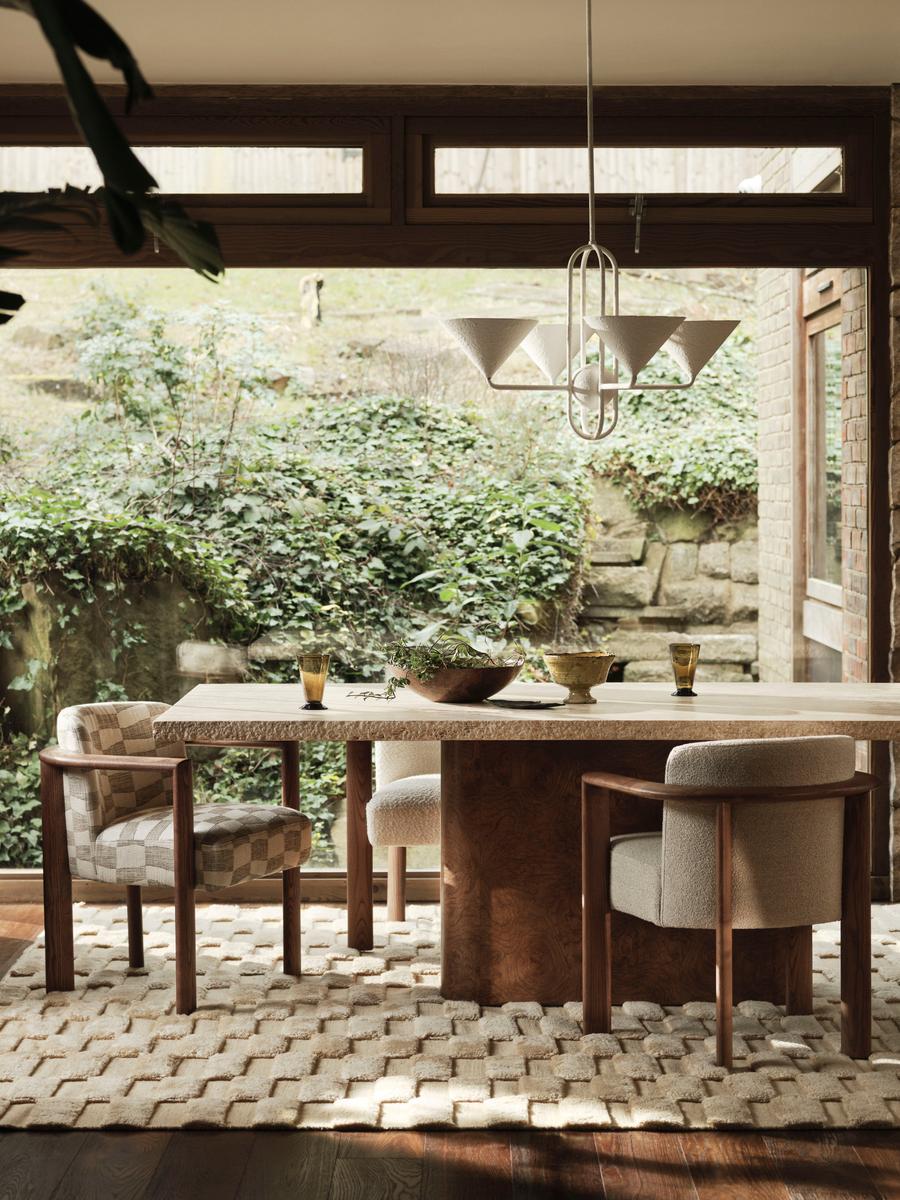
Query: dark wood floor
xmin=1 ymin=906 xmax=899 ymax=1200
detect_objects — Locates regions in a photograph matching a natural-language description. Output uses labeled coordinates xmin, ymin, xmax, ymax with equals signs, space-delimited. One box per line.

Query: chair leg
xmin=841 ymin=791 xmax=872 ymax=1059
xmin=283 ymin=866 xmax=302 ymax=975
xmin=387 ymin=846 xmax=407 ymax=921
xmin=40 ymin=759 xmax=74 ymax=991
xmin=715 ymin=801 xmax=734 ymax=1069
xmin=784 ymin=925 xmax=813 ymax=1015
xmin=173 ymin=760 xmax=196 ymax=1015
xmin=582 ymin=783 xmax=611 ymax=1034
xmin=126 ymin=885 xmax=144 ymax=970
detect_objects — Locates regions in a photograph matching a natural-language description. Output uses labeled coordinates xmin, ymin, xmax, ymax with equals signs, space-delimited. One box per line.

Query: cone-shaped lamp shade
xmin=441 ymin=317 xmax=537 ymax=380
xmin=520 ymin=322 xmax=592 ymax=383
xmin=586 ymin=315 xmax=685 ymax=384
xmin=662 ymin=319 xmax=740 ymax=382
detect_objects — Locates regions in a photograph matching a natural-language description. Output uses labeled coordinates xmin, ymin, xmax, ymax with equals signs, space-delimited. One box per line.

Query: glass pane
xmin=808 ymin=324 xmax=843 ymax=586
xmin=434 ymin=145 xmax=842 ymax=195
xmin=0 ymin=145 xmax=364 ymax=194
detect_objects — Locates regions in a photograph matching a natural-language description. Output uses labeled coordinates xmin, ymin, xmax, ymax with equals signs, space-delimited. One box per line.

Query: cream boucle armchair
xmin=581 ymin=735 xmax=877 ymax=1067
xmin=367 ymin=741 xmax=440 ymax=920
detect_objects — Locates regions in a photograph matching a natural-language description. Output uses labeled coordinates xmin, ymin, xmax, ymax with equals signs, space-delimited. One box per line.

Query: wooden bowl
xmin=389 ymin=662 xmax=522 ymax=703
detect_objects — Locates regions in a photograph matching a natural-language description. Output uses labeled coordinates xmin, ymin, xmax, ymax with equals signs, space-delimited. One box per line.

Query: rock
xmin=730 ymin=541 xmax=759 ymax=584
xmin=295 ymin=366 xmax=317 ymax=390
xmin=581 ymin=604 xmax=688 ymax=623
xmin=11 ymin=325 xmax=65 ymax=350
xmin=625 ymin=660 xmax=748 ymax=684
xmin=698 ymin=543 xmax=731 ymax=579
xmin=589 ymin=536 xmax=646 ymax=565
xmin=652 ymin=508 xmax=714 ymax=544
xmin=592 ymin=479 xmax=647 ymax=537
xmin=176 ymin=640 xmax=247 ymax=678
xmin=658 ymin=579 xmax=730 ymax=623
xmin=664 ymin=543 xmax=699 ymax=581
xmin=610 ymin=631 xmax=682 ymax=662
xmin=584 ymin=543 xmax=665 ymax=608
xmin=730 ymin=583 xmax=759 ymax=621
xmin=623 ymin=661 xmax=672 ymax=682
xmin=693 ymin=633 xmax=757 ymax=662
xmin=695 ymin=664 xmax=751 ymax=682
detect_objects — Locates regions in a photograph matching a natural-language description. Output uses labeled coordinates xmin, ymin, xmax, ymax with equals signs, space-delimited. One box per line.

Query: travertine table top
xmin=153 ymin=681 xmax=900 ymax=743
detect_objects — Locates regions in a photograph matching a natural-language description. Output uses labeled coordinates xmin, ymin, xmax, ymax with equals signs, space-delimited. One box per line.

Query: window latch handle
xmin=630 ymin=194 xmax=645 ymax=255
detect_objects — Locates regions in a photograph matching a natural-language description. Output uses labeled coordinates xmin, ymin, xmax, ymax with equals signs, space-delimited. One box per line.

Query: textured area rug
xmin=1 ymin=903 xmax=900 ymax=1129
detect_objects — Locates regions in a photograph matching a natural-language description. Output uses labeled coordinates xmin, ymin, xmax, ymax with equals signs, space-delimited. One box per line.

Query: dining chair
xmin=367 ymin=741 xmax=440 ymax=920
xmin=40 ymin=701 xmax=311 ymax=1014
xmin=581 ymin=735 xmax=878 ymax=1067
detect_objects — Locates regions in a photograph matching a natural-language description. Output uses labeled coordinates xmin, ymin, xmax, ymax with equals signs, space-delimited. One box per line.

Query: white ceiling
xmin=1 ymin=0 xmax=899 ymax=86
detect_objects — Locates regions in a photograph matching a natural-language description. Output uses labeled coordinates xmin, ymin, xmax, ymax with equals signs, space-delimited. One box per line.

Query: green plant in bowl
xmin=356 ymin=629 xmax=524 ymax=703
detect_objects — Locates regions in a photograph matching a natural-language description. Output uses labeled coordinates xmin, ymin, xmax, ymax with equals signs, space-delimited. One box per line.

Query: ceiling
xmin=0 ymin=0 xmax=899 ymax=87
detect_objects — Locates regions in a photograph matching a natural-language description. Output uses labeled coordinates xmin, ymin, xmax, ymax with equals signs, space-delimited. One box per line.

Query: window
xmin=433 ymin=145 xmax=843 ymax=196
xmin=0 ymin=145 xmax=365 ymax=194
xmin=807 ymin=323 xmax=843 ymax=588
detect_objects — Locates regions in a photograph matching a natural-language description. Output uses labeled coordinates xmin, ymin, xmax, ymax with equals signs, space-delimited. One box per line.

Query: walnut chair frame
xmin=40 ymin=740 xmax=304 ymax=1015
xmin=581 ymin=769 xmax=878 ymax=1068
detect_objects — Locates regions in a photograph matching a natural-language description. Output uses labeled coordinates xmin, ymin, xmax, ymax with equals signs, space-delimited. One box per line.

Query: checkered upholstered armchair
xmin=40 ymin=701 xmax=312 ymax=1014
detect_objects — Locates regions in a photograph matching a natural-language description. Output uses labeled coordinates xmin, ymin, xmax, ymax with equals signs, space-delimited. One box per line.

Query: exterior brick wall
xmin=842 ymin=267 xmax=869 ymax=683
xmin=756 ymin=266 xmax=796 ymax=682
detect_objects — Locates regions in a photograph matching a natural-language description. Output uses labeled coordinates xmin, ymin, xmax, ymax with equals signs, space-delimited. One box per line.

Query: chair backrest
xmin=56 ymin=702 xmax=185 ymax=859
xmin=660 ymin=735 xmax=855 ymax=930
xmin=375 ymin=740 xmax=441 ymax=788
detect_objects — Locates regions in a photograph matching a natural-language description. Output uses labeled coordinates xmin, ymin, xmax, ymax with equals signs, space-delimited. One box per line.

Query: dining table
xmin=153 ymin=679 xmax=900 ymax=1013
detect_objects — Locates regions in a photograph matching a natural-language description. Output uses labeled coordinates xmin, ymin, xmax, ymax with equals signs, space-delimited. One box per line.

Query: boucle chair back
xmin=375 ymin=740 xmax=441 ymax=787
xmin=660 ymin=735 xmax=855 ymax=930
xmin=56 ymin=702 xmax=185 ymax=878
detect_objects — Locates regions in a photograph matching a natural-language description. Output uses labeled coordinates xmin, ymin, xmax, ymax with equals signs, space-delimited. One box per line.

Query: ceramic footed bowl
xmin=389 ymin=663 xmax=523 ymax=704
xmin=543 ymin=651 xmax=615 ymax=704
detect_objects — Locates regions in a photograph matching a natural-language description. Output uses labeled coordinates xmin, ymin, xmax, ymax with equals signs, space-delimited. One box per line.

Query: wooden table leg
xmin=346 ymin=740 xmax=373 ymax=951
xmin=40 ymin=759 xmax=74 ymax=991
xmin=715 ymin=800 xmax=734 ymax=1069
xmin=173 ymin=759 xmax=196 ymax=1015
xmin=582 ymin=783 xmax=611 ymax=1034
xmin=841 ymin=791 xmax=872 ymax=1059
xmin=281 ymin=741 xmax=302 ymax=976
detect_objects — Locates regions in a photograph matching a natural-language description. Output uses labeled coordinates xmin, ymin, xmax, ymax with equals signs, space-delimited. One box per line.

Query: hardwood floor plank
xmin=143 ymin=1131 xmax=254 ymax=1200
xmin=510 ymin=1131 xmax=605 ymax=1198
xmin=839 ymin=1132 xmax=900 ymax=1200
xmin=764 ymin=1133 xmax=884 ymax=1199
xmin=338 ymin=1132 xmax=425 ymax=1158
xmin=0 ymin=1132 xmax=86 ymax=1200
xmin=421 ymin=1132 xmax=514 ymax=1200
xmin=50 ymin=1132 xmax=171 ymax=1200
xmin=329 ymin=1156 xmax=422 ymax=1200
xmin=679 ymin=1133 xmax=789 ymax=1200
xmin=595 ymin=1131 xmax=697 ymax=1200
xmin=233 ymin=1131 xmax=339 ymax=1200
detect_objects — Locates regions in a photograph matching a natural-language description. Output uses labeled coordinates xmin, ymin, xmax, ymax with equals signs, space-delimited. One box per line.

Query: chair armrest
xmin=582 ymin=768 xmax=879 ymax=805
xmin=40 ymin=747 xmax=188 ymax=775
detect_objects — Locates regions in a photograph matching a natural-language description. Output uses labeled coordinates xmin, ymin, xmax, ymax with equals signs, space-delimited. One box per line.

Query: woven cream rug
xmin=1 ymin=903 xmax=900 ymax=1129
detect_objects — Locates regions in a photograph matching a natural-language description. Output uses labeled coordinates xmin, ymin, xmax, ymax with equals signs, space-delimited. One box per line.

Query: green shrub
xmin=0 ymin=733 xmax=42 ymax=867
xmin=592 ymin=330 xmax=757 ymax=519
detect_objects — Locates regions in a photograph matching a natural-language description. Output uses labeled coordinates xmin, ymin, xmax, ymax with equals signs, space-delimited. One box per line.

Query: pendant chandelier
xmin=439 ymin=0 xmax=739 ymax=441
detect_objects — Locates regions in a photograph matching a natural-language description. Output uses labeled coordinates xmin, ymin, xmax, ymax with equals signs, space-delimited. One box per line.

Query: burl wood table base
xmin=440 ymin=739 xmax=806 ymax=1007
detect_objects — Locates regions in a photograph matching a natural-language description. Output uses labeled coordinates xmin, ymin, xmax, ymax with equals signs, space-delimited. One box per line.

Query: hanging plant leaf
xmin=0 ymin=0 xmax=224 ymax=320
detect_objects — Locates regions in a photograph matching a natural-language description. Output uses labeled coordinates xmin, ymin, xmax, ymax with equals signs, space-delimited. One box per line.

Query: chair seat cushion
xmin=366 ymin=774 xmax=440 ymax=847
xmin=94 ymin=803 xmax=311 ymax=890
xmin=609 ymin=832 xmax=663 ymax=926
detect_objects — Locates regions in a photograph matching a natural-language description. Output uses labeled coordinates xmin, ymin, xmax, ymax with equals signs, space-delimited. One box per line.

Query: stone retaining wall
xmin=579 ymin=479 xmax=759 ymax=682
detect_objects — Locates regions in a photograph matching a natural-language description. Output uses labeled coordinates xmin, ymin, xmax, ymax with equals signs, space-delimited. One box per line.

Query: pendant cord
xmin=585 ymin=0 xmax=596 ymax=245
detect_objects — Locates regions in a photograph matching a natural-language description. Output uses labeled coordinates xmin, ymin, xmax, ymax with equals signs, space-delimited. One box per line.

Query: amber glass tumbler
xmin=669 ymin=643 xmax=700 ymax=697
xmin=300 ymin=653 xmax=330 ymax=711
